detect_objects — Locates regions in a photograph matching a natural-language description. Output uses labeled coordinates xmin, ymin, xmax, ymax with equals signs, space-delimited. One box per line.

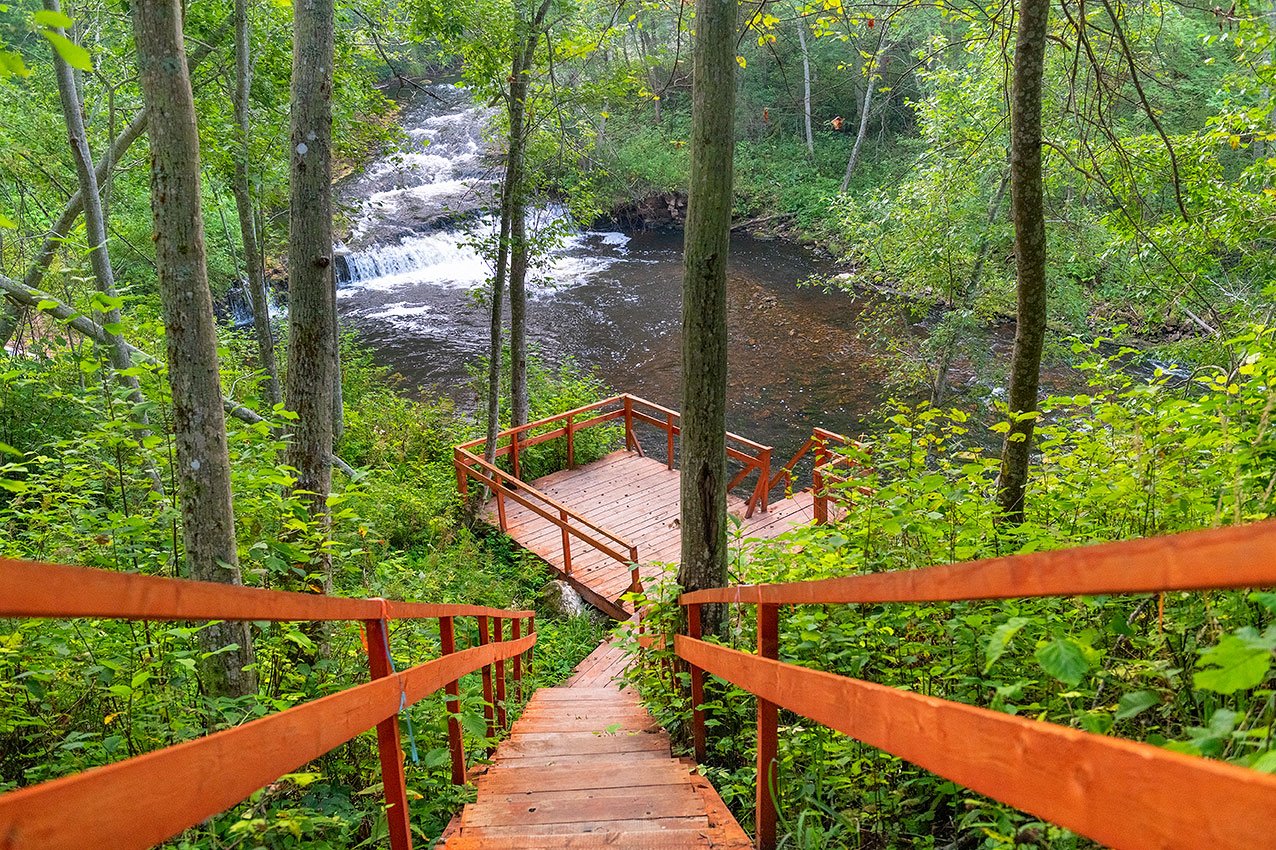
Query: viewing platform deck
xmin=454 ymin=394 xmax=854 ymax=618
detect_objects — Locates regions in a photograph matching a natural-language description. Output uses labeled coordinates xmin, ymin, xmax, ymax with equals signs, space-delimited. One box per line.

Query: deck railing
xmin=453 ymin=393 xmax=778 ymax=595
xmin=0 ymin=559 xmax=535 ymax=850
xmin=765 ymin=426 xmax=867 ymax=524
xmin=677 ymin=520 xmax=1276 ymax=850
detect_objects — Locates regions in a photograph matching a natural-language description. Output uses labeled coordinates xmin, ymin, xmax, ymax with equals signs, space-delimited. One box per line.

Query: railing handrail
xmin=0 ymin=558 xmax=535 ymax=850
xmin=680 ymin=519 xmax=1276 ymax=605
xmin=0 ymin=557 xmax=534 ymax=622
xmin=676 ymin=519 xmax=1276 ymax=850
xmin=458 ymin=393 xmax=774 ymax=464
xmin=455 ymin=449 xmax=636 ymax=557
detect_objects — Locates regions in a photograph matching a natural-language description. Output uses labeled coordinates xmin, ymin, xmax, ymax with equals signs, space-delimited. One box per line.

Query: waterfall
xmin=336 ymin=230 xmax=488 ymax=290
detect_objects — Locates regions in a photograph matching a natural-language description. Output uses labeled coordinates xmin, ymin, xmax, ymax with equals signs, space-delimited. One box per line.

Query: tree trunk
xmin=131 ymin=0 xmax=254 ymax=697
xmin=678 ymin=0 xmax=736 ymax=633
xmin=797 ymin=18 xmax=814 ymax=157
xmin=840 ymin=27 xmax=888 ymax=193
xmin=507 ymin=0 xmax=552 ymax=431
xmin=996 ymin=0 xmax=1050 ymax=523
xmin=484 ymin=209 xmax=511 ymax=469
xmin=285 ymin=0 xmax=337 ymax=588
xmin=45 ymin=0 xmax=162 ymax=493
xmin=232 ymin=0 xmax=280 ymax=409
xmin=931 ymin=168 xmax=1010 ymax=407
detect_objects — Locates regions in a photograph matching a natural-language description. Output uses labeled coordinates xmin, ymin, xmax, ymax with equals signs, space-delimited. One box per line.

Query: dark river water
xmin=332 ymin=86 xmax=923 ymax=462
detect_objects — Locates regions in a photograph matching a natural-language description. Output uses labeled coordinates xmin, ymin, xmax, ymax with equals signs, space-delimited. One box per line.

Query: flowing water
xmin=333 ymin=85 xmax=914 ymax=461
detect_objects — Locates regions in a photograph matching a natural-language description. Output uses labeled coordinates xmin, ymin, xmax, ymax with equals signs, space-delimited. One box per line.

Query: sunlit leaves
xmin=32 ymin=10 xmax=94 ymax=72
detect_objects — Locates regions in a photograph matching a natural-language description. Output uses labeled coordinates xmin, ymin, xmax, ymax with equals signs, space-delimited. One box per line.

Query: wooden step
xmin=441 ymin=641 xmax=751 ymax=849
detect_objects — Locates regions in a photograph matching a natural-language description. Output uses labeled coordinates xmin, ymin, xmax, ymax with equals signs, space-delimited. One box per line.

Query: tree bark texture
xmin=132 ymin=0 xmax=255 ymax=696
xmin=285 ymin=0 xmax=337 ymax=574
xmin=678 ymin=0 xmax=736 ymax=631
xmin=232 ymin=0 xmax=280 ymax=409
xmin=996 ymin=0 xmax=1051 ymax=523
xmin=507 ymin=3 xmax=549 ymax=430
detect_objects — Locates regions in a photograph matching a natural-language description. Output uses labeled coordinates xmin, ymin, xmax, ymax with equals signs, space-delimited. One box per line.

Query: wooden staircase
xmin=442 ymin=643 xmax=752 ymax=849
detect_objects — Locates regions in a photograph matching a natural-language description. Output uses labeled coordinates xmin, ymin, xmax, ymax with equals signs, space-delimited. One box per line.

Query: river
xmin=333 ymin=85 xmax=924 ymax=461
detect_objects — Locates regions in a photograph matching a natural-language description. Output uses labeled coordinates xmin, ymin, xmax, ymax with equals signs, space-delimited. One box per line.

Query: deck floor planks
xmin=442 ymin=642 xmax=751 ymax=849
xmin=482 ymin=450 xmax=816 ymax=616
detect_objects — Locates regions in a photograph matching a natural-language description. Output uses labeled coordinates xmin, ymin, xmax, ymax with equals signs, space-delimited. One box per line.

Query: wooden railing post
xmin=364 ymin=617 xmax=413 ymax=850
xmin=494 ymin=485 xmax=507 ymax=531
xmin=629 ymin=546 xmax=641 ymax=595
xmin=688 ymin=604 xmax=707 ymax=763
xmin=512 ymin=618 xmax=523 ymax=703
xmin=623 ymin=395 xmax=635 ymax=453
xmin=453 ymin=449 xmax=468 ymax=498
xmin=756 ymin=604 xmax=780 ymax=850
xmin=438 ymin=616 xmax=466 ymax=786
xmin=759 ymin=448 xmax=772 ymax=513
xmin=494 ymin=617 xmax=508 ymax=730
xmin=560 ymin=508 xmax=573 ymax=575
xmin=477 ymin=616 xmax=495 ymax=741
xmin=566 ymin=412 xmax=575 ymax=469
xmin=666 ymin=411 xmax=675 ymax=470
xmin=527 ymin=615 xmax=535 ymax=679
xmin=813 ymin=467 xmax=828 ymax=525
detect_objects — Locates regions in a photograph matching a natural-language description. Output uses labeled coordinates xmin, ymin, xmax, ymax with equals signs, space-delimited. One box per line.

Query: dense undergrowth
xmin=623 ymin=329 xmax=1276 ymax=850
xmin=0 ymin=323 xmax=613 ymax=847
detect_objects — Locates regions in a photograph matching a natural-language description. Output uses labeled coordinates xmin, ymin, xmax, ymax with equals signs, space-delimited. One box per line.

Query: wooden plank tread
xmin=442 ymin=642 xmax=751 ymax=849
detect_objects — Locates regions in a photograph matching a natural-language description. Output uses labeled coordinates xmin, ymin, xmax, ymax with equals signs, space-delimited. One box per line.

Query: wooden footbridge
xmin=453 ymin=394 xmax=855 ymax=618
xmin=3 ymin=484 xmax=1276 ymax=849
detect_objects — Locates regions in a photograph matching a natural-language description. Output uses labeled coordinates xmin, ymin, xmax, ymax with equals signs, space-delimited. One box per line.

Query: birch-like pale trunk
xmin=232 ymin=0 xmax=280 ymax=409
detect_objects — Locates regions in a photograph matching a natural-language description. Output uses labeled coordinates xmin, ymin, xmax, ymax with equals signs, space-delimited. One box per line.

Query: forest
xmin=0 ymin=0 xmax=1274 ymax=845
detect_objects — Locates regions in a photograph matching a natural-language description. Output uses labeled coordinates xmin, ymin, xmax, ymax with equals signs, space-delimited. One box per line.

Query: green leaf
xmin=1035 ymin=638 xmax=1090 ymax=687
xmin=32 ymin=8 xmax=74 ymax=28
xmin=41 ymin=30 xmax=92 ymax=71
xmin=0 ymin=50 xmax=30 ymax=79
xmin=1115 ymin=690 xmax=1159 ymax=720
xmin=35 ymin=300 xmax=59 ymax=312
xmin=1193 ymin=631 xmax=1274 ymax=694
xmin=984 ymin=616 xmax=1030 ymax=673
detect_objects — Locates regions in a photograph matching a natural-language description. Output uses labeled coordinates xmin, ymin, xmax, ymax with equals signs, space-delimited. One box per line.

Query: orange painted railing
xmin=0 ymin=559 xmax=535 ymax=850
xmin=453 ymin=394 xmax=777 ymax=596
xmin=678 ymin=521 xmax=1276 ymax=850
xmin=765 ymin=426 xmax=867 ymax=524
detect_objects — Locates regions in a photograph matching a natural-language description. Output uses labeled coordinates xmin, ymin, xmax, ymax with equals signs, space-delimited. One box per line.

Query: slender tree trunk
xmin=0 ymin=31 xmax=224 ymax=350
xmin=797 ymin=18 xmax=814 ymax=157
xmin=132 ymin=0 xmax=254 ymax=697
xmin=45 ymin=0 xmax=163 ymax=493
xmin=285 ymin=0 xmax=337 ymax=589
xmin=484 ymin=209 xmax=512 ymax=469
xmin=840 ymin=27 xmax=888 ymax=192
xmin=996 ymin=0 xmax=1050 ymax=523
xmin=678 ymin=0 xmax=736 ymax=633
xmin=231 ymin=0 xmax=280 ymax=409
xmin=931 ymin=168 xmax=1011 ymax=407
xmin=507 ymin=0 xmax=551 ymax=431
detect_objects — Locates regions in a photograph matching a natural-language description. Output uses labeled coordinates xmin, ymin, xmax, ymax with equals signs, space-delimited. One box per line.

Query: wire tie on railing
xmin=377 ymin=600 xmax=420 ymax=765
